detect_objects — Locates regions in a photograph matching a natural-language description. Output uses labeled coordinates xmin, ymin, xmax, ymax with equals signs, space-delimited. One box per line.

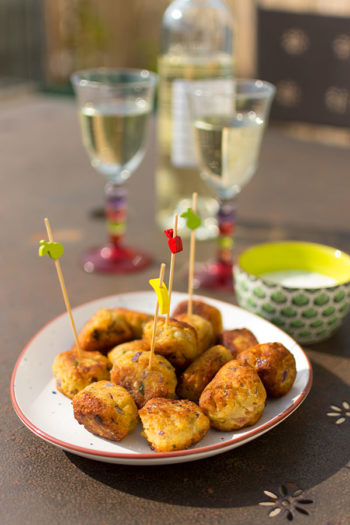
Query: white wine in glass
xmin=188 ymin=79 xmax=275 ymax=290
xmin=71 ymin=69 xmax=157 ymax=273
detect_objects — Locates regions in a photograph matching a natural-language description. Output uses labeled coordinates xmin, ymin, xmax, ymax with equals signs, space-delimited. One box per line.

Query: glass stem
xmin=104 ymin=181 xmax=127 ymax=247
xmin=216 ymin=197 xmax=236 ymax=266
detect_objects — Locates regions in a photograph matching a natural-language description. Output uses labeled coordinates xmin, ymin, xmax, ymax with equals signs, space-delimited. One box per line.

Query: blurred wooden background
xmin=43 ymin=0 xmax=257 ymax=83
xmin=1 ymin=0 xmax=349 ymax=142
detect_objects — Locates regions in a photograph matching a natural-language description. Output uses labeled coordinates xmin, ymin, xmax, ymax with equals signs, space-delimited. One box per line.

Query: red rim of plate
xmin=10 ymin=292 xmax=313 ymax=461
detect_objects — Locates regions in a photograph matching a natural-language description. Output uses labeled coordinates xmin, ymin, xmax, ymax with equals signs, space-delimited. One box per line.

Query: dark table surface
xmin=1 ymin=95 xmax=350 ymax=525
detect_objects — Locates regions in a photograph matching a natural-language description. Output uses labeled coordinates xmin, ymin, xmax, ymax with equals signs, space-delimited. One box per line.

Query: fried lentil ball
xmin=172 ymin=300 xmax=223 ymax=341
xmin=110 ymin=349 xmax=177 ymax=408
xmin=237 ymin=342 xmax=297 ymax=398
xmin=177 ymin=345 xmax=233 ymax=402
xmin=52 ymin=350 xmax=110 ymax=399
xmin=142 ymin=317 xmax=199 ymax=369
xmin=175 ymin=313 xmax=215 ymax=354
xmin=139 ymin=398 xmax=210 ymax=452
xmin=107 ymin=339 xmax=150 ymax=366
xmin=77 ymin=308 xmax=133 ymax=354
xmin=72 ymin=380 xmax=138 ymax=441
xmin=114 ymin=308 xmax=153 ymax=339
xmin=199 ymin=360 xmax=266 ymax=431
xmin=220 ymin=328 xmax=259 ymax=358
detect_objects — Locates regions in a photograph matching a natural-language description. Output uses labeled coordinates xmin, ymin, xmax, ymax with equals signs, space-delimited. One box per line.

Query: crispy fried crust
xmin=199 ymin=360 xmax=266 ymax=431
xmin=177 ymin=345 xmax=233 ymax=402
xmin=77 ymin=309 xmax=133 ymax=353
xmin=142 ymin=317 xmax=198 ymax=369
xmin=237 ymin=342 xmax=297 ymax=397
xmin=114 ymin=308 xmax=153 ymax=339
xmin=220 ymin=328 xmax=258 ymax=358
xmin=72 ymin=380 xmax=138 ymax=441
xmin=108 ymin=339 xmax=150 ymax=366
xmin=52 ymin=350 xmax=110 ymax=399
xmin=175 ymin=313 xmax=215 ymax=354
xmin=139 ymin=398 xmax=210 ymax=452
xmin=172 ymin=300 xmax=223 ymax=341
xmin=110 ymin=350 xmax=177 ymax=408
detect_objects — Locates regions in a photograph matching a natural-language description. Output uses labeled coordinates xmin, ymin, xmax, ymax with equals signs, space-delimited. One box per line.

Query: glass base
xmin=82 ymin=243 xmax=152 ymax=274
xmin=193 ymin=260 xmax=234 ymax=292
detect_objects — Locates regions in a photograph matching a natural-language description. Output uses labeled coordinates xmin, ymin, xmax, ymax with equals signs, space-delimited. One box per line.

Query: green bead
xmin=217 ymin=237 xmax=233 ymax=249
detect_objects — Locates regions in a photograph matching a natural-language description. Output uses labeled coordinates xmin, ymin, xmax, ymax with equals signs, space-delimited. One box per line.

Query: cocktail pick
xmin=39 ymin=218 xmax=82 ymax=357
xmin=164 ymin=214 xmax=183 ymax=325
xmin=148 ymin=263 xmax=169 ymax=370
xmin=181 ymin=192 xmax=201 ymax=317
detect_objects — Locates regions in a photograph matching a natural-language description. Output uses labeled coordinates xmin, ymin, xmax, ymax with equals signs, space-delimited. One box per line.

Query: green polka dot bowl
xmin=234 ymin=241 xmax=350 ymax=344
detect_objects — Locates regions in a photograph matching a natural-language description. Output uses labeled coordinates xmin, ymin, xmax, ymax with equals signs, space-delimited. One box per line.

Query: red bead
xmin=168 ymin=236 xmax=183 ymax=254
xmin=164 ymin=228 xmax=174 ymax=239
xmin=219 ymin=222 xmax=234 ymax=235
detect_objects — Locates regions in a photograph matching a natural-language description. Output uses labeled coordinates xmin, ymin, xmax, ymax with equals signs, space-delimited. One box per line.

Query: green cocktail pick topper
xmin=181 ymin=193 xmax=199 ymax=317
xmin=181 ymin=208 xmax=202 ymax=230
xmin=39 ymin=240 xmax=64 ymax=260
xmin=39 ymin=218 xmax=82 ymax=357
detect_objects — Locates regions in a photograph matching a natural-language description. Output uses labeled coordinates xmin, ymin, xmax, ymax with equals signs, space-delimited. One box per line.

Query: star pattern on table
xmin=327 ymin=401 xmax=350 ymax=424
xmin=259 ymin=483 xmax=313 ymax=521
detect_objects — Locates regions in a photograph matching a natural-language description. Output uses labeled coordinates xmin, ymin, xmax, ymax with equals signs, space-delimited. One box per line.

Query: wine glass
xmin=188 ymin=79 xmax=275 ymax=290
xmin=71 ymin=68 xmax=157 ymax=273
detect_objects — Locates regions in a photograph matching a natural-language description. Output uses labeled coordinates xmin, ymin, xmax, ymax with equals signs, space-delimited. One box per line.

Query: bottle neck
xmin=161 ymin=0 xmax=234 ymax=57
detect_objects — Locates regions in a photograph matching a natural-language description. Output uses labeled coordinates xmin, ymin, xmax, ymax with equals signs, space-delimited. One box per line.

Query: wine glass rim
xmin=235 ymin=79 xmax=276 ymax=98
xmin=70 ymin=67 xmax=157 ymax=88
xmin=190 ymin=79 xmax=276 ymax=99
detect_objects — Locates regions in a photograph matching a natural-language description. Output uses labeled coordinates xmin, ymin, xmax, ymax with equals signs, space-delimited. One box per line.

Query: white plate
xmin=11 ymin=291 xmax=312 ymax=465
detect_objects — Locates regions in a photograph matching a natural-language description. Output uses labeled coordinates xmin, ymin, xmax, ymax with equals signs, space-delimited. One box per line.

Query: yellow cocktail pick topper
xmin=149 ymin=278 xmax=170 ymax=315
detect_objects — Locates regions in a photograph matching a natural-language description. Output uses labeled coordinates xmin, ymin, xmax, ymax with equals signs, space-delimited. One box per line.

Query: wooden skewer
xmin=149 ymin=263 xmax=166 ymax=370
xmin=44 ymin=218 xmax=82 ymax=357
xmin=166 ymin=214 xmax=178 ymax=326
xmin=187 ymin=193 xmax=197 ymax=317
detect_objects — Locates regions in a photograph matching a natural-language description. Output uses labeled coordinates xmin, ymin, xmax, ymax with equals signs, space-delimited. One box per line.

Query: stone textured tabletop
xmin=1 ymin=95 xmax=350 ymax=525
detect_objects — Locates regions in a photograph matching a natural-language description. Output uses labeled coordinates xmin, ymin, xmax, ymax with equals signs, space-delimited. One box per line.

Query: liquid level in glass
xmin=80 ymin=102 xmax=150 ymax=181
xmin=261 ymin=269 xmax=338 ymax=288
xmin=156 ymin=53 xmax=233 ymax=239
xmin=194 ymin=112 xmax=264 ymax=199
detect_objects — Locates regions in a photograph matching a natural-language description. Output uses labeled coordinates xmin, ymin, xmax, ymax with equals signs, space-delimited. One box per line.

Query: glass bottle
xmin=156 ymin=0 xmax=235 ymax=239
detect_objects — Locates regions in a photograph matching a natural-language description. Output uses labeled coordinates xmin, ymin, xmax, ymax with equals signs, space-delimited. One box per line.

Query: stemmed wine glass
xmin=71 ymin=68 xmax=157 ymax=273
xmin=188 ymin=79 xmax=275 ymax=290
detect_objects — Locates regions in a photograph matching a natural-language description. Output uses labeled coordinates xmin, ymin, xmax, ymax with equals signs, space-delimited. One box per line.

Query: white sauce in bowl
xmin=261 ymin=269 xmax=337 ymax=288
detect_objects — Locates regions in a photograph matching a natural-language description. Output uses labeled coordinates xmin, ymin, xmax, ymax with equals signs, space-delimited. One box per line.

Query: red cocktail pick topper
xmin=164 ymin=229 xmax=183 ymax=254
xmin=168 ymin=236 xmax=183 ymax=254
